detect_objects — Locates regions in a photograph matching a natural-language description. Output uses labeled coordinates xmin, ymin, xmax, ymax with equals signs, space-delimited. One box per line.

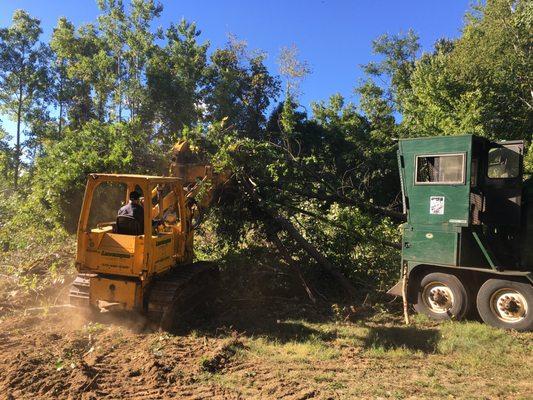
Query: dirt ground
xmin=1 ymin=246 xmax=532 ymax=399
xmin=1 ymin=309 xmax=240 ymax=399
xmin=1 ymin=295 xmax=532 ymax=400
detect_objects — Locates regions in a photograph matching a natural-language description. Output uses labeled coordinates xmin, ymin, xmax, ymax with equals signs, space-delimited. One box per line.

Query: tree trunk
xmin=14 ymin=84 xmax=23 ymax=189
xmin=58 ymin=74 xmax=64 ymax=136
xmin=117 ymin=53 xmax=122 ymax=122
xmin=58 ymin=101 xmax=63 ymax=136
xmin=242 ymin=178 xmax=358 ymax=299
xmin=267 ymin=229 xmax=318 ymax=303
xmin=270 ymin=212 xmax=358 ymax=299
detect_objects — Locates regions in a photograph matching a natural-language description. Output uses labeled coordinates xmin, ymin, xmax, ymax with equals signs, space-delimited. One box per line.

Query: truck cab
xmin=391 ymin=135 xmax=532 ymax=331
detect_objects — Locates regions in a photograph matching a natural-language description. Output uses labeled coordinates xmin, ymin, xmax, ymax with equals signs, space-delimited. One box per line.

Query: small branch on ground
xmin=23 ymin=304 xmax=76 ymax=315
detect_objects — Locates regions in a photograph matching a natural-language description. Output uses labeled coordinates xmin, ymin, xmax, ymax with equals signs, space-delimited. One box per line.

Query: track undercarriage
xmin=68 ymin=262 xmax=219 ymax=329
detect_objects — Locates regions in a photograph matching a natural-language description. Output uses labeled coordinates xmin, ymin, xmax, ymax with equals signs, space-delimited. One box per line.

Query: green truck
xmin=388 ymin=135 xmax=532 ymax=331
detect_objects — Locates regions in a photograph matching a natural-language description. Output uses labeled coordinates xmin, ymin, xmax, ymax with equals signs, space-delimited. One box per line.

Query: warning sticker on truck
xmin=429 ymin=196 xmax=445 ymax=215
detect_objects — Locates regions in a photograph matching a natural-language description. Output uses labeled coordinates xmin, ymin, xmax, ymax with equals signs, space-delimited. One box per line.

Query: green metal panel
xmin=402 ymin=224 xmax=459 ymax=265
xmin=399 ymin=135 xmax=472 ymax=227
xmin=398 ymin=135 xmax=473 ymax=269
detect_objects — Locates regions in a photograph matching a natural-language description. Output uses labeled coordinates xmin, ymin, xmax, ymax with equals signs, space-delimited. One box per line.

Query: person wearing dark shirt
xmin=118 ymin=191 xmax=144 ymax=229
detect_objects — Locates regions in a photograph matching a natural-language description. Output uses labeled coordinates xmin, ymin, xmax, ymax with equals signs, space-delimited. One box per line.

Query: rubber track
xmin=146 ymin=261 xmax=219 ymax=329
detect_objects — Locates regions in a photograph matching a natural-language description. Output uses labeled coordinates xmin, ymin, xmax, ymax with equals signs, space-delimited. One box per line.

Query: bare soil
xmin=2 ymin=295 xmax=532 ymax=400
xmin=1 ymin=310 xmax=241 ymax=399
xmin=1 ymin=246 xmax=532 ymax=399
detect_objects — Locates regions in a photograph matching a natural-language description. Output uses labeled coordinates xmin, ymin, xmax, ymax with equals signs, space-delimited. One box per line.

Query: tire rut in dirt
xmin=87 ymin=343 xmax=165 ymax=399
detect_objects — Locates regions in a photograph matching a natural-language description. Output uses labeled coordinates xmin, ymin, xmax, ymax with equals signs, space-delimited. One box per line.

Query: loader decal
xmin=101 ymin=251 xmax=132 ymax=259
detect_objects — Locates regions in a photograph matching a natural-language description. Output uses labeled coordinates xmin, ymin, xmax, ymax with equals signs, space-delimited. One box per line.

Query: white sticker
xmin=449 ymin=219 xmax=467 ymax=224
xmin=430 ymin=196 xmax=445 ymax=215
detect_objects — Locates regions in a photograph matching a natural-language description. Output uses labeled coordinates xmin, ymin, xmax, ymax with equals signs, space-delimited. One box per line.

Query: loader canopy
xmin=76 ymin=174 xmax=188 ymax=278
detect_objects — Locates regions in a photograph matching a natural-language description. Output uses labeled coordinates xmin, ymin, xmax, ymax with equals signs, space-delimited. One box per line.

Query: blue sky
xmin=0 ymin=0 xmax=471 ymax=137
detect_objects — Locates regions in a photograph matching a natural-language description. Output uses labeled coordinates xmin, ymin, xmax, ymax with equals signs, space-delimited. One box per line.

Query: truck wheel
xmin=414 ymin=272 xmax=470 ymax=321
xmin=476 ymin=279 xmax=533 ymax=331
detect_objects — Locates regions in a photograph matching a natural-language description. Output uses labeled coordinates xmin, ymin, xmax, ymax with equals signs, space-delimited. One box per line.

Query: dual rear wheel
xmin=413 ymin=272 xmax=533 ymax=331
xmin=476 ymin=279 xmax=532 ymax=331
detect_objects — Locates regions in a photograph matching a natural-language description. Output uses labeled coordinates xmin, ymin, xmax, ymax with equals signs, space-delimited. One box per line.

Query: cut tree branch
xmin=280 ymin=202 xmax=402 ymax=250
xmin=241 ymin=176 xmax=359 ymax=299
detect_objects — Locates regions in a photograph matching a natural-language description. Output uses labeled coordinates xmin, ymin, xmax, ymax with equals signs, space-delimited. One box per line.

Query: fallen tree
xmin=191 ymin=117 xmax=404 ymax=300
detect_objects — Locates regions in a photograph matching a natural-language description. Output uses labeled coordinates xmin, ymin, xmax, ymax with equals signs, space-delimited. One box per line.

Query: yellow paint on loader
xmin=70 ymin=142 xmax=229 ymax=326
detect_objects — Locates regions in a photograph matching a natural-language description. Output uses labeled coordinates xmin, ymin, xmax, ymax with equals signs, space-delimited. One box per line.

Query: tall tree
xmin=124 ymin=0 xmax=163 ymax=120
xmin=360 ymin=1 xmax=532 ymax=143
xmin=204 ymin=37 xmax=280 ymax=138
xmin=97 ymin=0 xmax=127 ymax=121
xmin=0 ymin=10 xmax=51 ymax=188
xmin=97 ymin=0 xmax=163 ymax=122
xmin=278 ymin=44 xmax=310 ymax=142
xmin=361 ymin=29 xmax=420 ymax=115
xmin=399 ymin=0 xmax=532 ymax=141
xmin=51 ymin=18 xmax=87 ymax=128
xmin=146 ymin=19 xmax=209 ymax=142
xmin=278 ymin=44 xmax=310 ymax=102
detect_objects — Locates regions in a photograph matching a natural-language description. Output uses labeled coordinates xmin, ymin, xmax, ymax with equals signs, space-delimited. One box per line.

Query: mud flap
xmin=387 ymin=279 xmax=403 ymax=296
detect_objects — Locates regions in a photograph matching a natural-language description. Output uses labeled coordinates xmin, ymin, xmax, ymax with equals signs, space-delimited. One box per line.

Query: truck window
xmin=487 ymin=147 xmax=519 ymax=179
xmin=415 ymin=154 xmax=465 ymax=184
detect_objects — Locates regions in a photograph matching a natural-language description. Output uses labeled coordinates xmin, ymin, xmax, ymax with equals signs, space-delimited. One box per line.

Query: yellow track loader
xmin=69 ymin=141 xmax=228 ymax=328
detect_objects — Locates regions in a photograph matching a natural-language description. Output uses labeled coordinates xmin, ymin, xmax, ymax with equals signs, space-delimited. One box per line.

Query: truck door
xmin=409 ymin=152 xmax=470 ymax=226
xmin=482 ymin=141 xmax=523 ymax=226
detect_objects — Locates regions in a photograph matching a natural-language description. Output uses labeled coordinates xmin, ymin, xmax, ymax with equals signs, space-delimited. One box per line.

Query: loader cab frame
xmin=75 ymin=174 xmax=190 ymax=311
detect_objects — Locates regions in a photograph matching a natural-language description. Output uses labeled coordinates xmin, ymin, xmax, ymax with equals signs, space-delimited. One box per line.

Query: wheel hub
xmin=423 ymin=283 xmax=454 ymax=314
xmin=491 ymin=289 xmax=527 ymax=323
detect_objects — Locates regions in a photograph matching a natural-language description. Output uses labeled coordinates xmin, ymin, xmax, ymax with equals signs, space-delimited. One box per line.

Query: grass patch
xmin=364 ymin=326 xmax=440 ymax=354
xmin=438 ymin=321 xmax=518 ymax=355
xmin=437 ymin=321 xmax=533 ymax=371
xmin=364 ymin=345 xmax=420 ymax=359
xmin=247 ymin=334 xmax=340 ymax=362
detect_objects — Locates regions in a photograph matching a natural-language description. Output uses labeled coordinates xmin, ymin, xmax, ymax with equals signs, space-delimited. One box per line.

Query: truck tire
xmin=414 ymin=272 xmax=470 ymax=321
xmin=476 ymin=279 xmax=533 ymax=331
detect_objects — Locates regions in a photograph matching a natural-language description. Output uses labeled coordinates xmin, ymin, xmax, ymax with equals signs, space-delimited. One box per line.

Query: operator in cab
xmin=118 ymin=190 xmax=144 ymax=229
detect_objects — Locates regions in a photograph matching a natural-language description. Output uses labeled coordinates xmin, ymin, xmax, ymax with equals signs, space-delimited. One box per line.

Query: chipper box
xmin=388 ymin=135 xmax=532 ymax=331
